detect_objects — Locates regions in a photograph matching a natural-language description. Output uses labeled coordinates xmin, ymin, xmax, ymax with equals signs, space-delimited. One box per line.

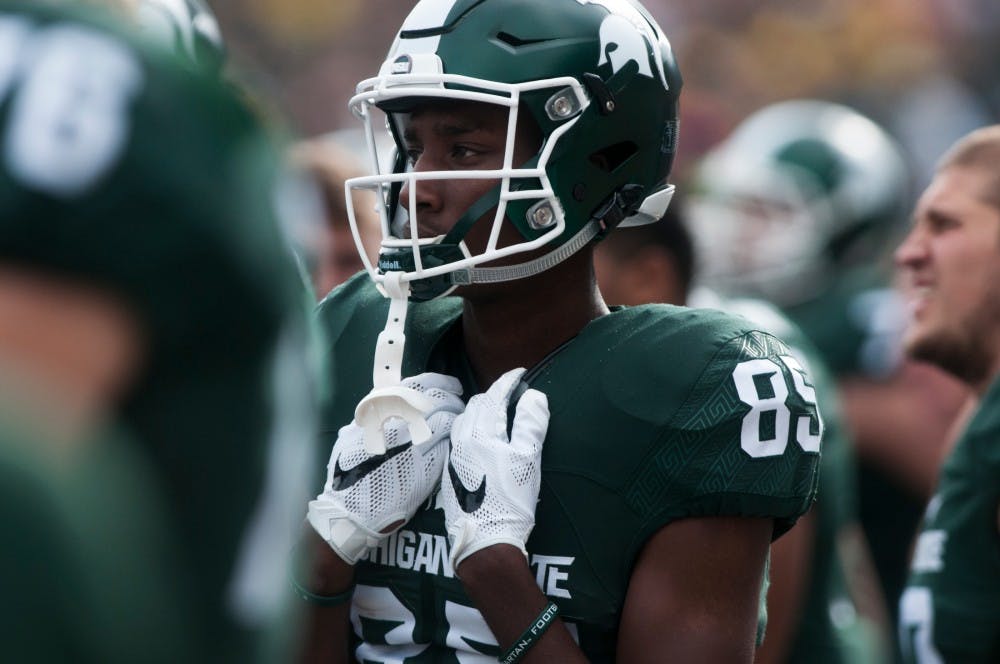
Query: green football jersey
xmin=0 ymin=4 xmax=316 ymax=661
xmin=899 ymin=377 xmax=1000 ymax=664
xmin=317 ymin=275 xmax=822 ymax=662
xmin=0 ymin=418 xmax=195 ymax=663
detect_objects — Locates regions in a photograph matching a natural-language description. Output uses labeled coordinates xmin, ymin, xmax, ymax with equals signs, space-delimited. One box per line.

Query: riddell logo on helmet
xmin=391 ymin=55 xmax=413 ymax=74
xmin=380 ymin=259 xmax=403 ymax=270
xmin=661 ymin=120 xmax=678 ymax=154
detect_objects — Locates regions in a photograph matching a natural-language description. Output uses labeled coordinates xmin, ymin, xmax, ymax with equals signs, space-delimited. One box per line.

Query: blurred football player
xmin=596 ymin=198 xmax=889 ymax=664
xmin=0 ymin=2 xmax=309 ymax=661
xmin=299 ymin=1 xmax=821 ymax=662
xmin=288 ymin=138 xmax=380 ymax=299
xmin=895 ymin=125 xmax=1000 ymax=664
xmin=689 ymin=101 xmax=969 ymax=650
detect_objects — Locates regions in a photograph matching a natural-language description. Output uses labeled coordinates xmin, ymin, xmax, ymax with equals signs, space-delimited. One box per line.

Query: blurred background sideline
xmin=212 ymin=0 xmax=1000 ymax=187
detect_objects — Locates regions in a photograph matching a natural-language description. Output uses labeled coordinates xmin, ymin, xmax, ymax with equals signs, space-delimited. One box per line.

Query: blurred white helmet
xmin=689 ymin=100 xmax=909 ymax=304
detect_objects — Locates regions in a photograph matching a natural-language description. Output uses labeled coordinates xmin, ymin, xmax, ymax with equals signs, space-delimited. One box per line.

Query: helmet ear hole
xmin=588 ymin=141 xmax=638 ymax=173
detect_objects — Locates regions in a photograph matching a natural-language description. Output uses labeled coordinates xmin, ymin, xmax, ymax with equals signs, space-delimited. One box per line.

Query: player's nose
xmin=894 ymin=224 xmax=929 ymax=270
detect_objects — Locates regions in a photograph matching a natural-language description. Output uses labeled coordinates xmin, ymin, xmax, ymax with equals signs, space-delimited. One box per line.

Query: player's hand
xmin=442 ymin=368 xmax=549 ymax=570
xmin=307 ymin=373 xmax=464 ymax=564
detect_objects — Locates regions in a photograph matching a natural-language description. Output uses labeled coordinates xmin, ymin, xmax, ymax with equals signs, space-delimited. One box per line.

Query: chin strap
xmin=354 ymin=273 xmax=435 ymax=454
xmin=450 ymin=218 xmax=603 ymax=285
xmin=372 ymin=273 xmax=409 ymax=388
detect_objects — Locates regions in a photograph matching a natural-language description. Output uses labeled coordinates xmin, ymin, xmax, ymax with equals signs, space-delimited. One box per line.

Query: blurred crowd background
xmin=212 ymin=0 xmax=1000 ymax=187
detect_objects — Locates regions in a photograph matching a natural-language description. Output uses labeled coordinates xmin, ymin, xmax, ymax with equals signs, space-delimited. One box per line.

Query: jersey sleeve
xmin=627 ymin=328 xmax=822 ymax=543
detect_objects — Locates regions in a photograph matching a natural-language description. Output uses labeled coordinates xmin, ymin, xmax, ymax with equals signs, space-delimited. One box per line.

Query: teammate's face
xmin=895 ymin=166 xmax=1000 ymax=390
xmin=397 ymin=101 xmax=540 ymax=254
xmin=312 ymin=224 xmax=369 ymax=298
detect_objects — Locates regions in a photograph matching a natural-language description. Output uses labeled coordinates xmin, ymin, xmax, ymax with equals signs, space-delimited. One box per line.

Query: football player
xmin=300 ymin=1 xmax=821 ymax=662
xmin=595 ymin=199 xmax=889 ymax=664
xmin=0 ymin=2 xmax=309 ymax=660
xmin=0 ymin=273 xmax=194 ymax=662
xmin=895 ymin=125 xmax=1000 ymax=664
xmin=689 ymin=100 xmax=970 ymax=647
xmin=288 ymin=138 xmax=380 ymax=299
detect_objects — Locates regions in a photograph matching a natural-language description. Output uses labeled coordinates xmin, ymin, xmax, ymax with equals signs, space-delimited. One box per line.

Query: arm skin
xmin=295 ymin=529 xmax=355 ymax=664
xmin=616 ymin=516 xmax=773 ymax=663
xmin=457 ymin=516 xmax=773 ymax=664
xmin=458 ymin=545 xmax=587 ymax=664
xmin=753 ymin=510 xmax=816 ymax=664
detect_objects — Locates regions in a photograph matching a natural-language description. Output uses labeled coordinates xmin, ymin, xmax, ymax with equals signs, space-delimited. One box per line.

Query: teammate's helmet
xmin=0 ymin=2 xmax=293 ymax=366
xmin=346 ymin=0 xmax=682 ymax=300
xmin=689 ymin=100 xmax=908 ymax=305
xmin=134 ymin=0 xmax=225 ymax=72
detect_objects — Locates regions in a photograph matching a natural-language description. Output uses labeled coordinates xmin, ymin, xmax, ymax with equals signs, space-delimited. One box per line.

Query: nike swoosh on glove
xmin=308 ymin=373 xmax=464 ymax=564
xmin=442 ymin=367 xmax=549 ymax=571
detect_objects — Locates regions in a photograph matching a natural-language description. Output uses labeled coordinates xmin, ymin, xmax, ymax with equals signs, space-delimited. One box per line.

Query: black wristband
xmin=498 ymin=601 xmax=559 ymax=663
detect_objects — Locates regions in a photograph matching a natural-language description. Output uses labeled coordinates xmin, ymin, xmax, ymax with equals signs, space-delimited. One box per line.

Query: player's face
xmin=895 ymin=166 xmax=1000 ymax=389
xmin=397 ymin=101 xmax=540 ymax=255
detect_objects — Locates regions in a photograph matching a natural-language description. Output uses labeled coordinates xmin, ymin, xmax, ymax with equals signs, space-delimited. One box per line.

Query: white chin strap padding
xmin=354 ymin=273 xmax=434 ymax=454
xmin=355 ymin=386 xmax=434 ymax=455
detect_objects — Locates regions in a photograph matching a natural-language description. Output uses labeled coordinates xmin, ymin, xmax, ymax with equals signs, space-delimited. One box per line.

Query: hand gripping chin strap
xmin=450 ymin=218 xmax=603 ymax=285
xmin=354 ymin=273 xmax=434 ymax=454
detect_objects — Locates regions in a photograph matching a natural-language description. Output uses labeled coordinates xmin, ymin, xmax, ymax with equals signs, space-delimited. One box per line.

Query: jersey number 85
xmin=732 ymin=355 xmax=823 ymax=458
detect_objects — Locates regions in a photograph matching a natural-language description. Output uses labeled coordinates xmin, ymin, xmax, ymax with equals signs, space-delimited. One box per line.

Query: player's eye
xmin=404 ymin=147 xmax=422 ymax=166
xmin=451 ymin=145 xmax=477 ymax=159
xmin=926 ymin=212 xmax=959 ymax=234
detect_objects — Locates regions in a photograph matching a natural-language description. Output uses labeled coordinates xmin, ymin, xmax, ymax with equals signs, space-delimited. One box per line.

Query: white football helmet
xmin=689 ymin=100 xmax=909 ymax=305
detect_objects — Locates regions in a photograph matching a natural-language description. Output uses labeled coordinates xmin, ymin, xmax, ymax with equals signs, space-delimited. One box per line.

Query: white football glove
xmin=442 ymin=368 xmax=549 ymax=571
xmin=307 ymin=373 xmax=464 ymax=564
